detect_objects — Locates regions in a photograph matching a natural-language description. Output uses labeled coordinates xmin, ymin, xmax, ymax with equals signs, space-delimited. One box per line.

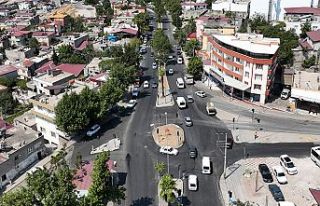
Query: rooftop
xmin=306 ymin=30 xmax=320 ymax=42
xmin=36 ymin=62 xmax=85 ymax=77
xmin=284 ymin=7 xmax=320 ymax=15
xmin=212 ymin=0 xmax=250 ymax=13
xmin=34 ymin=70 xmax=74 ymax=84
xmin=0 ymin=65 xmax=18 ymax=76
xmin=212 ymin=33 xmax=280 ymax=55
xmin=14 ymin=111 xmax=36 ymax=128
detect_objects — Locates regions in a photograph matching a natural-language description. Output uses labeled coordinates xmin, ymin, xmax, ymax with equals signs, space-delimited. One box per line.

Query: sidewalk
xmin=156 ymin=71 xmax=175 ymax=108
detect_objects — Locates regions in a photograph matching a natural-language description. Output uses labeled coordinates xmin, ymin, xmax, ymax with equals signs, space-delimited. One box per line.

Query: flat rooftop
xmin=213 ymin=33 xmax=280 ymax=55
xmin=34 ymin=71 xmax=74 ymax=84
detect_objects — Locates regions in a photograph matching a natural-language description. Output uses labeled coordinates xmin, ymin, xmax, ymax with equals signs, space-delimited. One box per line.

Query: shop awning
xmin=291 ymin=88 xmax=320 ymax=104
xmin=204 ymin=65 xmax=250 ymax=91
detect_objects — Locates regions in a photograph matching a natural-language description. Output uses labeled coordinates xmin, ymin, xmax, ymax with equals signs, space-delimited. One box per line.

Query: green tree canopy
xmin=174 ymin=28 xmax=187 ymax=46
xmin=164 ymin=0 xmax=182 ymax=15
xmin=300 ymin=22 xmax=311 ymax=39
xmin=133 ymin=12 xmax=150 ymax=35
xmin=28 ymin=37 xmax=40 ymax=54
xmin=187 ymin=56 xmax=203 ymax=80
xmin=159 ymin=174 xmax=176 ymax=203
xmin=302 ymin=55 xmax=316 ymax=68
xmin=0 ymin=92 xmax=16 ymax=115
xmin=86 ymin=151 xmax=125 ymax=205
xmin=171 ymin=13 xmax=182 ymax=28
xmin=183 ymin=17 xmax=196 ymax=35
xmin=183 ymin=39 xmax=201 ymax=57
xmin=153 ymin=0 xmax=165 ymax=23
xmin=152 ymin=29 xmax=171 ymax=65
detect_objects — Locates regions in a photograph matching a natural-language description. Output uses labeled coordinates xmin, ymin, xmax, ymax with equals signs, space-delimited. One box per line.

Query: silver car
xmin=185 ymin=117 xmax=193 ymax=127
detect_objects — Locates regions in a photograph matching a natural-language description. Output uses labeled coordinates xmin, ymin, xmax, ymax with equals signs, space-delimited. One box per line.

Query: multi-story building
xmin=0 ymin=125 xmax=44 ymax=189
xmin=30 ymin=80 xmax=98 ymax=146
xmin=211 ymin=0 xmax=251 ymax=19
xmin=202 ymin=33 xmax=280 ymax=104
xmin=284 ymin=7 xmax=320 ymax=36
xmin=181 ymin=1 xmax=207 ymax=11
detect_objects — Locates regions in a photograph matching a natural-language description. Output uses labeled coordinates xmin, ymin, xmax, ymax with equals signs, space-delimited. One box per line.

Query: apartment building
xmin=211 ymin=0 xmax=251 ymax=19
xmin=30 ymin=80 xmax=98 ymax=146
xmin=202 ymin=33 xmax=280 ymax=104
xmin=284 ymin=7 xmax=320 ymax=36
xmin=0 ymin=126 xmax=44 ymax=189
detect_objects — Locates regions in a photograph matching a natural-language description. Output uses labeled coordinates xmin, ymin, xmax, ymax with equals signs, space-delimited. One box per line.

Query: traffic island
xmin=156 ymin=68 xmax=174 ymax=108
xmin=152 ymin=124 xmax=185 ymax=148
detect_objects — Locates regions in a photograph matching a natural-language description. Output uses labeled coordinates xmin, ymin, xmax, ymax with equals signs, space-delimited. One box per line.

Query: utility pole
xmin=251 ymin=108 xmax=255 ymax=123
xmin=223 ymin=133 xmax=228 ymax=179
xmin=167 ymin=153 xmax=170 ymax=174
xmin=165 ymin=112 xmax=167 ymax=125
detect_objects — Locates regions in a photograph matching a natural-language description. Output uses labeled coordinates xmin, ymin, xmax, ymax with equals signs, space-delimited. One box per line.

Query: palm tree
xmin=154 ymin=162 xmax=166 ymax=176
xmin=158 ymin=68 xmax=165 ymax=97
xmin=188 ymin=39 xmax=201 ymax=57
xmin=159 ymin=174 xmax=176 ymax=203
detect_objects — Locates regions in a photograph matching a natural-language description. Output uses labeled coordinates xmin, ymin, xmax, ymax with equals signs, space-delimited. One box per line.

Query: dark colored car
xmin=258 ymin=164 xmax=273 ymax=183
xmin=189 ymin=147 xmax=197 ymax=159
xmin=268 ymin=184 xmax=285 ymax=202
xmin=151 ymin=81 xmax=158 ymax=88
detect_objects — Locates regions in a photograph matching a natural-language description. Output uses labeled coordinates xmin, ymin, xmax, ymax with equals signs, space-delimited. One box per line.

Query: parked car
xmin=132 ymin=87 xmax=139 ymax=97
xmin=281 ymin=88 xmax=290 ymax=99
xmin=126 ymin=99 xmax=137 ymax=109
xmin=27 ymin=166 xmax=44 ymax=175
xmin=186 ymin=95 xmax=194 ymax=103
xmin=280 ymin=154 xmax=298 ymax=175
xmin=273 ymin=166 xmax=287 ymax=184
xmin=189 ymin=147 xmax=197 ymax=159
xmin=143 ymin=80 xmax=149 ymax=88
xmin=159 ymin=146 xmax=178 ymax=155
xmin=185 ymin=117 xmax=193 ymax=127
xmin=168 ymin=68 xmax=174 ymax=75
xmin=177 ymin=56 xmax=183 ymax=64
xmin=87 ymin=124 xmax=101 ymax=137
xmin=151 ymin=81 xmax=158 ymax=88
xmin=188 ymin=174 xmax=198 ymax=191
xmin=152 ymin=62 xmax=157 ymax=69
xmin=151 ymin=52 xmax=154 ymax=57
xmin=195 ymin=91 xmax=206 ymax=98
xmin=258 ymin=164 xmax=273 ymax=183
xmin=269 ymin=184 xmax=285 ymax=202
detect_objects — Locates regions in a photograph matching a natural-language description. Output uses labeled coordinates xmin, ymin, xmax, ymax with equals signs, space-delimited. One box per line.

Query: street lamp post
xmin=223 ymin=133 xmax=228 ymax=179
xmin=178 ymin=164 xmax=181 ymax=179
xmin=165 ymin=112 xmax=167 ymax=125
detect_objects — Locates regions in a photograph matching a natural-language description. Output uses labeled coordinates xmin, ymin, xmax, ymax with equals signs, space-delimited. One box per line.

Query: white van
xmin=176 ymin=97 xmax=187 ymax=109
xmin=176 ymin=77 xmax=185 ymax=89
xmin=202 ymin=156 xmax=211 ymax=174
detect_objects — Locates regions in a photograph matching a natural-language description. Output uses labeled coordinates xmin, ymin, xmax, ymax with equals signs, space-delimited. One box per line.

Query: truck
xmin=206 ymin=98 xmax=216 ymax=115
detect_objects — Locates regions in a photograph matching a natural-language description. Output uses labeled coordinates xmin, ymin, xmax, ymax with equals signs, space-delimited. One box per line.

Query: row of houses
xmin=0 ymin=0 xmax=145 ymax=191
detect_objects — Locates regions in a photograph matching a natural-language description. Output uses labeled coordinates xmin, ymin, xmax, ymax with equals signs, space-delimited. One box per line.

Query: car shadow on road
xmin=130 ymin=197 xmax=154 ymax=206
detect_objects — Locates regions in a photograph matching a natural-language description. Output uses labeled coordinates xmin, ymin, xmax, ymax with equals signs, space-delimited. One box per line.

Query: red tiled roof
xmin=72 ymin=160 xmax=115 ymax=191
xmin=284 ymin=7 xmax=320 ymax=15
xmin=122 ymin=28 xmax=138 ymax=36
xmin=32 ymin=31 xmax=55 ymax=37
xmin=310 ymin=188 xmax=320 ymax=205
xmin=299 ymin=39 xmax=313 ymax=50
xmin=187 ymin=32 xmax=197 ymax=39
xmin=74 ymin=40 xmax=89 ymax=51
xmin=56 ymin=64 xmax=85 ymax=77
xmin=23 ymin=59 xmax=34 ymax=67
xmin=307 ymin=30 xmax=320 ymax=42
xmin=0 ymin=65 xmax=18 ymax=76
xmin=35 ymin=61 xmax=56 ymax=74
xmin=12 ymin=31 xmax=30 ymax=37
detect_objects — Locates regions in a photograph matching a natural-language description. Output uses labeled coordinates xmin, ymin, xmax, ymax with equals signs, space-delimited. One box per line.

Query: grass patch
xmin=4 ymin=106 xmax=31 ymax=124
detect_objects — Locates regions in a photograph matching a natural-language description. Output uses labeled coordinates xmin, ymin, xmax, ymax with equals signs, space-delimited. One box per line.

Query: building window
xmin=255 ymin=74 xmax=262 ymax=80
xmin=2 ymin=174 xmax=6 ymax=181
xmin=235 ymin=77 xmax=239 ymax=80
xmin=244 ymin=81 xmax=248 ymax=85
xmin=14 ymin=156 xmax=19 ymax=161
xmin=27 ymin=147 xmax=33 ymax=154
xmin=245 ymin=71 xmax=249 ymax=77
xmin=236 ymin=57 xmax=240 ymax=63
xmin=40 ymin=127 xmax=46 ymax=132
xmin=254 ymin=84 xmax=261 ymax=90
xmin=235 ymin=67 xmax=240 ymax=72
xmin=256 ymin=64 xmax=263 ymax=70
xmin=40 ymin=84 xmax=43 ymax=87
xmin=51 ymin=132 xmax=56 ymax=137
xmin=246 ymin=62 xmax=250 ymax=67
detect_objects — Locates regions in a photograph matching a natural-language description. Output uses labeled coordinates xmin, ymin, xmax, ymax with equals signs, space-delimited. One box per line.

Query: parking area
xmin=220 ymin=157 xmax=320 ymax=206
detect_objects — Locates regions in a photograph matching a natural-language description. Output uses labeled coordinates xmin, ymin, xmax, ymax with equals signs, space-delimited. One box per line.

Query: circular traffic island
xmin=152 ymin=124 xmax=185 ymax=149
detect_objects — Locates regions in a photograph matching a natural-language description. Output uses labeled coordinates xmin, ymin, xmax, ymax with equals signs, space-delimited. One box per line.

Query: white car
xmin=143 ymin=80 xmax=149 ymax=88
xmin=159 ymin=146 xmax=178 ymax=155
xmin=152 ymin=62 xmax=157 ymax=69
xmin=195 ymin=91 xmax=206 ymax=98
xmin=273 ymin=166 xmax=287 ymax=184
xmin=280 ymin=154 xmax=298 ymax=175
xmin=126 ymin=99 xmax=137 ymax=109
xmin=87 ymin=124 xmax=101 ymax=137
xmin=188 ymin=174 xmax=198 ymax=191
xmin=177 ymin=57 xmax=183 ymax=64
xmin=27 ymin=166 xmax=44 ymax=175
xmin=168 ymin=68 xmax=174 ymax=75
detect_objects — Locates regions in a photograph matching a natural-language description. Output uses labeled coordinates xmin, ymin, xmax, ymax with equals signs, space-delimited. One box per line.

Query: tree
xmin=57 ymin=44 xmax=88 ymax=64
xmin=133 ymin=12 xmax=150 ymax=36
xmin=52 ymin=47 xmax=59 ymax=65
xmin=0 ymin=92 xmax=16 ymax=115
xmin=65 ymin=16 xmax=86 ymax=33
xmin=174 ymin=28 xmax=187 ymax=46
xmin=96 ymin=0 xmax=114 ymax=25
xmin=302 ymin=55 xmax=316 ymax=68
xmin=171 ymin=13 xmax=182 ymax=28
xmin=159 ymin=174 xmax=176 ymax=204
xmin=187 ymin=56 xmax=203 ymax=80
xmin=86 ymin=151 xmax=125 ymax=205
xmin=84 ymin=0 xmax=99 ymax=5
xmin=300 ymin=22 xmax=311 ymax=39
xmin=28 ymin=37 xmax=40 ymax=54
xmin=153 ymin=0 xmax=165 ymax=23
xmin=109 ymin=63 xmax=136 ymax=89
xmin=159 ymin=68 xmax=165 ymax=97
xmin=183 ymin=17 xmax=196 ymax=35
xmin=0 ymin=77 xmax=16 ymax=89
xmin=16 ymin=79 xmax=28 ymax=90
xmin=164 ymin=0 xmax=182 ymax=15
xmin=154 ymin=162 xmax=166 ymax=176
xmin=249 ymin=14 xmax=269 ymax=33
xmin=152 ymin=29 xmax=171 ymax=66
xmin=236 ymin=200 xmax=254 ymax=206
xmin=183 ymin=39 xmax=201 ymax=57
xmin=0 ymin=188 xmax=33 ymax=206
xmin=206 ymin=0 xmax=215 ymax=9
